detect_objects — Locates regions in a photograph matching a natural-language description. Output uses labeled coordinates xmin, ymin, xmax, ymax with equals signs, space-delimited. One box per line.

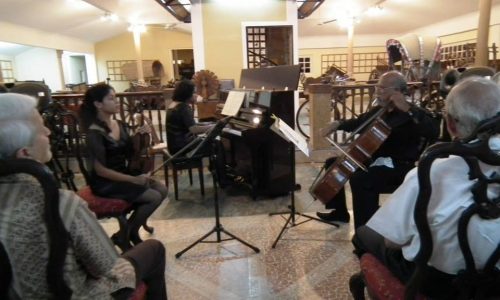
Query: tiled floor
xmin=100 ymin=160 xmax=369 ymax=299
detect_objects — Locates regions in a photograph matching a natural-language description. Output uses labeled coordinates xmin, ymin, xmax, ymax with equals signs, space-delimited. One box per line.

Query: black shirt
xmin=85 ymin=121 xmax=146 ymax=201
xmin=166 ymin=102 xmax=196 ymax=154
xmin=86 ymin=121 xmax=133 ymax=175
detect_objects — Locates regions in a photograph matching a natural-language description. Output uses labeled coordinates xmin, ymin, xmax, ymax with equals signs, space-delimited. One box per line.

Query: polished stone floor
xmin=99 ymin=159 xmax=382 ymax=299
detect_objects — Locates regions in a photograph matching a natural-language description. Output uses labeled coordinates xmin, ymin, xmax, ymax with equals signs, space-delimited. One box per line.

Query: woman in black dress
xmin=166 ymin=80 xmax=213 ymax=154
xmin=166 ymin=80 xmax=239 ymax=187
xmin=80 ymin=83 xmax=167 ymax=245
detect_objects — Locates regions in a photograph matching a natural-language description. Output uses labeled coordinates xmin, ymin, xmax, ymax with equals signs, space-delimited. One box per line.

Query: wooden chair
xmin=350 ymin=115 xmax=500 ymax=300
xmin=163 ymin=147 xmax=206 ymax=201
xmin=0 ymin=159 xmax=148 ymax=299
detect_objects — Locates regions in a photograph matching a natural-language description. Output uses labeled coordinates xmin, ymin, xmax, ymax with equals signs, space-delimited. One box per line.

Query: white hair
xmin=446 ymin=77 xmax=500 ymax=138
xmin=0 ymin=93 xmax=38 ymax=159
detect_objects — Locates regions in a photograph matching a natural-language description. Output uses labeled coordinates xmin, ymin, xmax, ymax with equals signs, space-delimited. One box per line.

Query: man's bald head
xmin=446 ymin=76 xmax=500 ymax=138
xmin=378 ymin=71 xmax=408 ymax=94
xmin=375 ymin=71 xmax=408 ymax=105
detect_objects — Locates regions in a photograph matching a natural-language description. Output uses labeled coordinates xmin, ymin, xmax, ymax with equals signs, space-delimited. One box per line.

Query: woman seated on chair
xmin=166 ymin=80 xmax=238 ymax=186
xmin=0 ymin=93 xmax=166 ymax=299
xmin=79 ymin=83 xmax=168 ymax=246
xmin=166 ymin=79 xmax=214 ymax=155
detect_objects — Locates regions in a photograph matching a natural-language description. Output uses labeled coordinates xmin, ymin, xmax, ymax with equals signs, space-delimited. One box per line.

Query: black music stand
xmin=269 ymin=125 xmax=339 ymax=249
xmin=175 ymin=117 xmax=260 ymax=258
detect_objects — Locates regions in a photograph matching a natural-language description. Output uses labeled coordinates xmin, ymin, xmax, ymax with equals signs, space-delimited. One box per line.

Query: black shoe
xmin=219 ymin=173 xmax=245 ymax=188
xmin=129 ymin=232 xmax=144 ymax=246
xmin=349 ymin=272 xmax=366 ymax=300
xmin=111 ymin=233 xmax=133 ymax=252
xmin=316 ymin=210 xmax=350 ymax=223
xmin=142 ymin=223 xmax=154 ymax=234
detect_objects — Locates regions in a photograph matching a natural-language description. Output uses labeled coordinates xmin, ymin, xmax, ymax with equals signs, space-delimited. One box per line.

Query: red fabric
xmin=77 ymin=186 xmax=131 ymax=218
xmin=129 ymin=282 xmax=148 ymax=300
xmin=360 ymin=253 xmax=426 ymax=300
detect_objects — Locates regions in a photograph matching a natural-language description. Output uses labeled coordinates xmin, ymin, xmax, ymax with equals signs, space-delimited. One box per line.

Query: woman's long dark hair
xmin=79 ymin=83 xmax=115 ymax=133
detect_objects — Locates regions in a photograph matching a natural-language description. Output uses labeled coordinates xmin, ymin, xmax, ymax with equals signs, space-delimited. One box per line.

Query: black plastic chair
xmin=0 ymin=241 xmax=12 ymax=299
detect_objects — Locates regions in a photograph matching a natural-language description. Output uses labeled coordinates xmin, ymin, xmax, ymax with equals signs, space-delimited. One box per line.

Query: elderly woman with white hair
xmin=0 ymin=93 xmax=167 ymax=300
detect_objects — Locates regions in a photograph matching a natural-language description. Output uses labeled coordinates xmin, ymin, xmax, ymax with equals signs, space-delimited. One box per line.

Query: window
xmin=299 ymin=57 xmax=311 ymax=73
xmin=246 ymin=27 xmax=267 ymax=69
xmin=440 ymin=43 xmax=476 ymax=68
xmin=321 ymin=52 xmax=387 ymax=74
xmin=245 ymin=25 xmax=293 ymax=69
xmin=106 ymin=60 xmax=138 ymax=81
xmin=0 ymin=60 xmax=14 ymax=83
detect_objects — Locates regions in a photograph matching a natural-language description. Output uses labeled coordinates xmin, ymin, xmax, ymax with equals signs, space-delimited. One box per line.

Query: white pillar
xmin=133 ymin=30 xmax=145 ymax=84
xmin=475 ymin=0 xmax=492 ymax=66
xmin=191 ymin=0 xmax=206 ymax=71
xmin=347 ymin=24 xmax=354 ymax=78
xmin=56 ymin=49 xmax=66 ymax=90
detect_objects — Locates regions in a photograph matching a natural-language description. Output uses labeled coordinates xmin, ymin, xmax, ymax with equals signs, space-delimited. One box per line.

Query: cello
xmin=128 ymin=113 xmax=165 ymax=175
xmin=309 ymin=104 xmax=392 ymax=204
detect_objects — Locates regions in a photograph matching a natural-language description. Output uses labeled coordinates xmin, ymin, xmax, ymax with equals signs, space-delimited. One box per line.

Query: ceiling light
xmin=100 ymin=12 xmax=119 ymax=22
xmin=333 ymin=0 xmax=360 ymax=28
xmin=128 ymin=24 xmax=147 ymax=33
xmin=366 ymin=5 xmax=384 ymax=17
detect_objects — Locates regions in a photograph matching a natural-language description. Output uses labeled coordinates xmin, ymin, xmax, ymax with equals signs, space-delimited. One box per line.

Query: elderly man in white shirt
xmin=352 ymin=77 xmax=500 ymax=297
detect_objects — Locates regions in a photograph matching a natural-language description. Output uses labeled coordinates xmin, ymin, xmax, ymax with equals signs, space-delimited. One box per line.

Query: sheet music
xmin=271 ymin=115 xmax=310 ymax=157
xmin=221 ymin=91 xmax=246 ymax=116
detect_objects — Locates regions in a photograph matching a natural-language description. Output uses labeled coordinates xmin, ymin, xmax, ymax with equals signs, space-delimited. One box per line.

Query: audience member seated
xmin=351 ymin=77 xmax=500 ymax=297
xmin=0 ymin=93 xmax=167 ymax=299
xmin=79 ymin=84 xmax=168 ymax=246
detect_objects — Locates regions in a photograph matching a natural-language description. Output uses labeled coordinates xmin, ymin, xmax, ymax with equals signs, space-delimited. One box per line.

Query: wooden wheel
xmin=192 ymin=70 xmax=219 ymax=100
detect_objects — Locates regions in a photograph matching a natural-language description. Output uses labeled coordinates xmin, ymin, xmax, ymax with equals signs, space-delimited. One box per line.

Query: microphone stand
xmin=268 ymin=117 xmax=339 ymax=249
xmin=175 ymin=116 xmax=260 ymax=258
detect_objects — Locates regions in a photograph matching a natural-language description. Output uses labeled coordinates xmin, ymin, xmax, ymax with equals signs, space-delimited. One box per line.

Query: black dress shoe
xmin=111 ymin=233 xmax=133 ymax=252
xmin=316 ymin=211 xmax=350 ymax=223
xmin=129 ymin=233 xmax=144 ymax=246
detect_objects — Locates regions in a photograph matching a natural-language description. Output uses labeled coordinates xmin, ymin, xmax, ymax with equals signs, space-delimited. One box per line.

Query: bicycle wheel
xmin=295 ymin=98 xmax=310 ymax=139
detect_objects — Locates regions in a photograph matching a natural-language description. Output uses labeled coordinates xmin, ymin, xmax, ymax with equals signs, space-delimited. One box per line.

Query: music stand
xmin=269 ymin=119 xmax=339 ymax=249
xmin=175 ymin=117 xmax=260 ymax=258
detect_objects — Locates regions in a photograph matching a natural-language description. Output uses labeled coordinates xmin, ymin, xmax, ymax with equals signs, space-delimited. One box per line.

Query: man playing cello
xmin=316 ymin=71 xmax=440 ymax=228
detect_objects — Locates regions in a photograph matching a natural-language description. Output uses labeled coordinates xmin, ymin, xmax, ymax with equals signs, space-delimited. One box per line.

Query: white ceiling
xmin=0 ymin=0 xmax=499 ymax=52
xmin=299 ymin=0 xmax=500 ymax=36
xmin=0 ymin=0 xmax=184 ymax=44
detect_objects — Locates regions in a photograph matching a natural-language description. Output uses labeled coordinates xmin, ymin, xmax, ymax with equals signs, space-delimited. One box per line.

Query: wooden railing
xmin=305 ymin=81 xmax=442 ymax=143
xmin=53 ymin=90 xmax=171 ymax=142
